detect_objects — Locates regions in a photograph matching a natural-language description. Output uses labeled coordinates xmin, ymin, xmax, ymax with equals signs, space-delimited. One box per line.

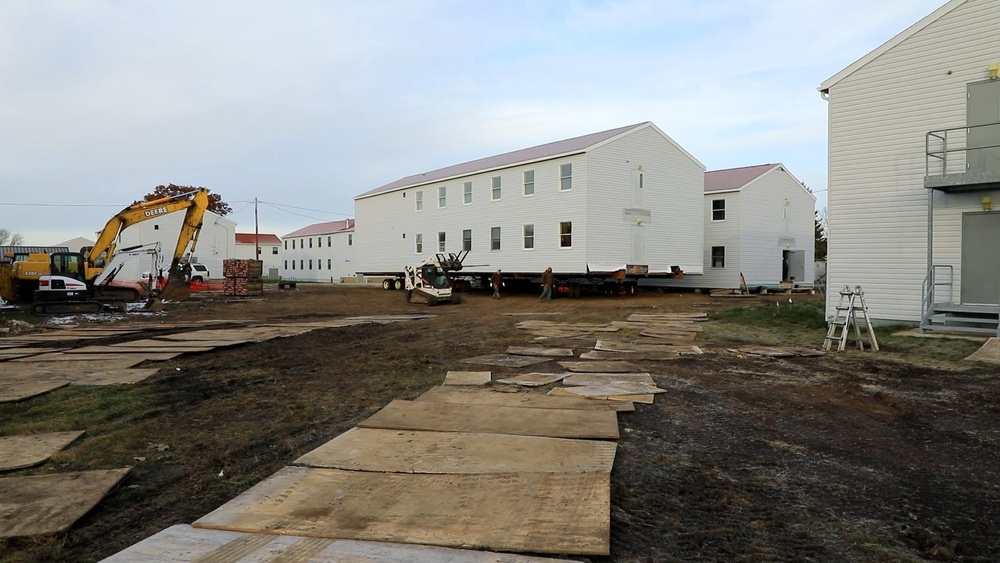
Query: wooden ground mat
xmin=110 ymin=338 xmax=219 ymax=351
xmin=730 ymin=346 xmax=826 ymax=358
xmin=515 ymin=321 xmax=619 ymax=332
xmin=359 ymin=399 xmax=620 ymax=439
xmin=580 ymin=350 xmax=681 ymax=361
xmin=640 ymin=330 xmax=699 ymax=342
xmin=506 ymin=346 xmax=575 ymax=357
xmin=459 ymin=354 xmax=552 ymax=368
xmin=966 ymin=337 xmax=1000 ymax=364
xmin=295 ymin=427 xmax=617 ymax=474
xmin=0 ymin=376 xmax=72 ymax=403
xmin=495 ymin=373 xmax=568 ymax=387
xmin=13 ymin=352 xmax=176 ymax=363
xmin=627 ymin=313 xmax=707 ymax=322
xmin=562 ymin=373 xmax=656 ymax=386
xmin=549 ymin=387 xmax=655 ymax=404
xmin=193 ymin=466 xmax=610 ymax=555
xmin=594 ymin=340 xmax=702 ymax=354
xmin=103 ymin=524 xmax=581 ymax=563
xmin=0 ymin=431 xmax=85 ymax=471
xmin=415 ymin=385 xmax=634 ymax=412
xmin=443 ymin=371 xmax=492 ymax=385
xmin=342 ymin=314 xmax=436 ymax=323
xmin=558 ymin=360 xmax=642 ymax=373
xmin=0 ymin=467 xmax=131 ymax=538
xmin=69 ymin=368 xmax=161 ymax=385
xmin=0 ymin=347 xmax=64 ymax=360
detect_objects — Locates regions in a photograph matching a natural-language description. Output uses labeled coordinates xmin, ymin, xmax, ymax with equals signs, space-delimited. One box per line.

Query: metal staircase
xmin=921 ymin=265 xmax=1000 ymax=336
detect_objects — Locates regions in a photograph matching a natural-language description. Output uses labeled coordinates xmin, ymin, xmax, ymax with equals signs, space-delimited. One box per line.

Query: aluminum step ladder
xmin=824 ymin=285 xmax=879 ymax=352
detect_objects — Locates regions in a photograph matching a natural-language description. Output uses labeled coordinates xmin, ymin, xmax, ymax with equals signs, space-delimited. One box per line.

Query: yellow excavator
xmin=32 ymin=189 xmax=210 ymax=315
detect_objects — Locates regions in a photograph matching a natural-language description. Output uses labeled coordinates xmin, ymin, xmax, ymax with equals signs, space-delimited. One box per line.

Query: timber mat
xmin=505 ymin=346 xmax=575 ymax=357
xmin=13 ymin=352 xmax=179 ymax=363
xmin=110 ymin=338 xmax=223 ymax=349
xmin=193 ymin=466 xmax=610 ymax=556
xmin=414 ymin=385 xmax=634 ymax=412
xmin=627 ymin=312 xmax=708 ymax=321
xmin=611 ymin=320 xmax=703 ymax=332
xmin=580 ymin=349 xmax=681 ymax=361
xmin=64 ymin=345 xmax=205 ymax=355
xmin=294 ymin=427 xmax=617 ymax=474
xmin=495 ymin=373 xmax=569 ymax=387
xmin=0 ymin=375 xmax=72 ymax=403
xmin=0 ymin=467 xmax=131 ymax=538
xmin=515 ymin=320 xmax=619 ymax=332
xmin=730 ymin=346 xmax=826 ymax=358
xmin=594 ymin=340 xmax=703 ymax=354
xmin=358 ymin=399 xmax=620 ymax=439
xmin=549 ymin=387 xmax=655 ymax=405
xmin=0 ymin=347 xmax=64 ymax=359
xmin=966 ymin=337 xmax=1000 ymax=364
xmin=459 ymin=354 xmax=552 ymax=368
xmin=562 ymin=373 xmax=657 ymax=386
xmin=558 ymin=360 xmax=642 ymax=373
xmin=443 ymin=371 xmax=492 ymax=385
xmin=0 ymin=431 xmax=85 ymax=471
xmin=103 ymin=524 xmax=581 ymax=563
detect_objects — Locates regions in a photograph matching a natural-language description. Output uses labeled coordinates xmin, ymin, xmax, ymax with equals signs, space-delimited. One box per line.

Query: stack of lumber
xmin=222 ymin=259 xmax=263 ymax=297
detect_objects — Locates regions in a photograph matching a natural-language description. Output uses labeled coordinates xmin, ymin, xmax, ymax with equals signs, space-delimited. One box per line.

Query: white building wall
xmin=354 ymin=126 xmax=705 ymax=279
xmin=233 ymin=242 xmax=282 ymax=277
xmin=116 ymin=211 xmax=235 ymax=281
xmin=586 ymin=125 xmax=705 ymax=274
xmin=825 ymin=0 xmax=1000 ymax=322
xmin=281 ymin=231 xmax=355 ymax=282
xmin=739 ymin=169 xmax=816 ymax=287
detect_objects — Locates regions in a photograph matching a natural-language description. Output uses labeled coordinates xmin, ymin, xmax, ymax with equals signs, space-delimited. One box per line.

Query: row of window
xmin=413 ymin=222 xmax=573 ymax=253
xmin=414 ymin=164 xmax=573 ymax=211
xmin=284 ymin=234 xmax=353 ymax=250
xmin=285 ymin=258 xmax=338 ymax=270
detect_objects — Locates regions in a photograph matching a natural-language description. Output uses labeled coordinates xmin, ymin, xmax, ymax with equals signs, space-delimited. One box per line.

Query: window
xmin=327 ymin=236 xmax=331 ymax=245
xmin=416 ymin=191 xmax=423 ymax=211
xmin=309 ymin=238 xmax=313 ymax=248
xmin=438 ymin=231 xmax=446 ymax=252
xmin=438 ymin=186 xmax=446 ymax=208
xmin=300 ymin=260 xmax=303 ymax=269
xmin=272 ymin=247 xmax=278 ymax=255
xmin=491 ymin=227 xmax=501 ymax=250
xmin=284 ymin=260 xmax=288 ymax=269
xmin=462 ymin=229 xmax=472 ymax=251
xmin=559 ymin=222 xmax=572 ymax=248
xmin=292 ymin=240 xmax=296 ymax=249
xmin=523 ymin=170 xmax=534 ymax=196
xmin=712 ymin=199 xmax=726 ymax=221
xmin=348 ymin=234 xmax=353 ymax=246
xmin=559 ymin=163 xmax=572 ymax=190
xmin=327 ymin=259 xmax=331 ymax=269
xmin=154 ymin=224 xmax=159 ymax=230
xmin=309 ymin=259 xmax=313 ymax=269
xmin=291 ymin=261 xmax=295 ymax=270
xmin=463 ymin=181 xmax=472 ymax=204
xmin=284 ymin=240 xmax=287 ymax=250
xmin=415 ymin=233 xmax=423 ymax=253
xmin=711 ymin=246 xmax=726 ymax=268
xmin=491 ymin=176 xmax=501 ymax=200
xmin=523 ymin=224 xmax=534 ymax=249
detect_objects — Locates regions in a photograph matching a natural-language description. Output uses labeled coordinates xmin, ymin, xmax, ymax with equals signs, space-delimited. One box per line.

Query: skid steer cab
xmin=403 ymin=251 xmax=468 ymax=306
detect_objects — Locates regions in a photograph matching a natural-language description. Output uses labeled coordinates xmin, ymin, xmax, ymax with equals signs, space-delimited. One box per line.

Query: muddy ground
xmin=2 ymin=285 xmax=999 ymax=562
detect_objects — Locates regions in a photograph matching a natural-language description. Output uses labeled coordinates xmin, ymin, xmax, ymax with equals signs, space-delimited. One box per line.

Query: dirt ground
xmin=2 ymin=285 xmax=999 ymax=562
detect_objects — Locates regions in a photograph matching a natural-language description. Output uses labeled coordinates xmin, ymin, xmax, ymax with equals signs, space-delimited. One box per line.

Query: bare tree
xmin=0 ymin=228 xmax=25 ymax=246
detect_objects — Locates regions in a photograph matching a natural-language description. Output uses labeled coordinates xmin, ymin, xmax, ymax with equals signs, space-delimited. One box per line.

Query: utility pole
xmin=254 ymin=197 xmax=260 ymax=260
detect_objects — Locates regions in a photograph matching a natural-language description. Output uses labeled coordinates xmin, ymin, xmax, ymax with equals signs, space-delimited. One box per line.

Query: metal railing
xmin=926 ymin=123 xmax=1000 ymax=178
xmin=921 ymin=264 xmax=953 ymax=329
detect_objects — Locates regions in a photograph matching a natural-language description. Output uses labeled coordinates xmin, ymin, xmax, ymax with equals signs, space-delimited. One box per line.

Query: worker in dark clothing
xmin=491 ymin=269 xmax=503 ymax=299
xmin=540 ymin=267 xmax=554 ymax=301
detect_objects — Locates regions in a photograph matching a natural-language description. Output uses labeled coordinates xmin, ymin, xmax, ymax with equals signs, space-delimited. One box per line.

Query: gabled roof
xmin=819 ymin=0 xmax=965 ymax=93
xmin=355 ymin=122 xmax=678 ymax=200
xmin=705 ymin=164 xmax=779 ymax=192
xmin=235 ymin=233 xmax=282 ymax=245
xmin=283 ymin=219 xmax=354 ymax=238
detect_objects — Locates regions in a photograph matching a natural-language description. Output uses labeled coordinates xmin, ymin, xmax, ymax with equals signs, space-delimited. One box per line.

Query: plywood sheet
xmin=415 ymin=386 xmax=634 ymax=412
xmin=594 ymin=340 xmax=702 ymax=354
xmin=359 ymin=399 xmax=620 ymax=439
xmin=0 ymin=347 xmax=63 ymax=359
xmin=0 ymin=467 xmax=131 ymax=538
xmin=515 ymin=321 xmax=619 ymax=332
xmin=555 ymin=381 xmax=665 ymax=397
xmin=558 ymin=361 xmax=642 ymax=373
xmin=103 ymin=524 xmax=582 ymax=563
xmin=295 ymin=427 xmax=616 ymax=474
xmin=1 ymin=358 xmax=145 ymax=375
xmin=506 ymin=346 xmax=574 ymax=357
xmin=70 ymin=368 xmax=161 ymax=386
xmin=640 ymin=330 xmax=699 ymax=341
xmin=730 ymin=346 xmax=827 ymax=358
xmin=0 ymin=431 xmax=85 ymax=471
xmin=111 ymin=338 xmax=221 ymax=350
xmin=13 ymin=352 xmax=175 ymax=363
xmin=0 ymin=377 xmax=72 ymax=403
xmin=562 ymin=374 xmax=656 ymax=386
xmin=342 ymin=314 xmax=436 ymax=323
xmin=526 ymin=329 xmax=589 ymax=338
xmin=495 ymin=373 xmax=568 ymax=387
xmin=500 ymin=312 xmax=566 ymax=316
xmin=459 ymin=354 xmax=552 ymax=368
xmin=627 ymin=312 xmax=707 ymax=322
xmin=549 ymin=387 xmax=655 ymax=404
xmin=63 ymin=345 xmax=198 ymax=355
xmin=443 ymin=371 xmax=492 ymax=386
xmin=612 ymin=320 xmax=702 ymax=332
xmin=966 ymin=337 xmax=1000 ymax=363
xmin=580 ymin=350 xmax=681 ymax=361
xmin=193 ymin=466 xmax=610 ymax=555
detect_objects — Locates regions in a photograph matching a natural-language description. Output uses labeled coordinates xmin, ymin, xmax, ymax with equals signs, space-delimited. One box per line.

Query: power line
xmin=259 ymin=201 xmax=352 ymax=217
xmin=0 ymin=202 xmax=120 ymax=208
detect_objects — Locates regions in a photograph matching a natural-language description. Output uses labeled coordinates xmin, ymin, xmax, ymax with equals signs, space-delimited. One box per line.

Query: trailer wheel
xmin=382 ymin=279 xmax=393 ymax=290
xmin=394 ymin=279 xmax=405 ymax=290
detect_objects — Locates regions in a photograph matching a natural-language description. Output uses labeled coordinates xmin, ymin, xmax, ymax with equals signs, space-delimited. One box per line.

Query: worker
xmin=491 ymin=269 xmax=503 ymax=299
xmin=540 ymin=267 xmax=554 ymax=302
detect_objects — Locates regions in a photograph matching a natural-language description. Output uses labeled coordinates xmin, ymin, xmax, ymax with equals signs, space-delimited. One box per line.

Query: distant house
xmin=116 ymin=210 xmax=236 ymax=280
xmin=353 ymin=122 xmax=705 ymax=284
xmin=281 ymin=219 xmax=355 ymax=282
xmin=234 ymin=233 xmax=282 ymax=278
xmin=819 ymin=0 xmax=1000 ymax=333
xmin=662 ymin=164 xmax=816 ymax=291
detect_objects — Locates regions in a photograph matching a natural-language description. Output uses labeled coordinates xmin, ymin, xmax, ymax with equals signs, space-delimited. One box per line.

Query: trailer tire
xmin=394 ymin=279 xmax=405 ymax=290
xmin=382 ymin=279 xmax=393 ymax=290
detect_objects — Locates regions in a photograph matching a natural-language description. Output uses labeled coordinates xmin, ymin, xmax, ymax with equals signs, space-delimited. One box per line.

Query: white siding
xmin=665 ymin=190 xmax=741 ymax=289
xmin=354 ymin=125 xmax=704 ymax=277
xmin=739 ymin=168 xmax=816 ymax=287
xmin=826 ymin=0 xmax=1000 ymax=322
xmin=280 ymin=231 xmax=355 ymax=282
xmin=116 ymin=211 xmax=235 ymax=281
xmin=233 ymin=242 xmax=282 ymax=277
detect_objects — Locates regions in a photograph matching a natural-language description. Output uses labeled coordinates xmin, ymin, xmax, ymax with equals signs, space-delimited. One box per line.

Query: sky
xmin=0 ymin=0 xmax=948 ymax=245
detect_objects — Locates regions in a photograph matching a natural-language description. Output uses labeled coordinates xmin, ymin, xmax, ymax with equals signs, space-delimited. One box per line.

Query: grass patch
xmin=705 ymin=299 xmax=828 ymax=346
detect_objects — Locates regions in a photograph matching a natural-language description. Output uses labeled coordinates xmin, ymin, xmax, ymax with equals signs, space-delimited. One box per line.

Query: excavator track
xmin=31 ymin=301 xmax=104 ymax=315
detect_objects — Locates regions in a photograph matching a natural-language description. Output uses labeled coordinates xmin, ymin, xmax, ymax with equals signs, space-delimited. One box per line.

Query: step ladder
xmin=824 ymin=285 xmax=879 ymax=352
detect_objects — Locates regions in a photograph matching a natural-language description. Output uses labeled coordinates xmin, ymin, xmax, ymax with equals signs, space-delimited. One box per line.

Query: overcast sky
xmin=0 ymin=0 xmax=946 ymax=245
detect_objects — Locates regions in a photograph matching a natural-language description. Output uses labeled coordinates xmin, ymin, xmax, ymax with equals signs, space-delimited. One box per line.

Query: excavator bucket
xmin=159 ymin=272 xmax=192 ymax=302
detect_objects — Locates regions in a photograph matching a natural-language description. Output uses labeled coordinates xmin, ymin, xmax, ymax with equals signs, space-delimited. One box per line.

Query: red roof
xmin=355 ymin=122 xmax=651 ymax=199
xmin=283 ymin=219 xmax=355 ymax=238
xmin=235 ymin=233 xmax=281 ymax=245
xmin=705 ymin=164 xmax=778 ymax=192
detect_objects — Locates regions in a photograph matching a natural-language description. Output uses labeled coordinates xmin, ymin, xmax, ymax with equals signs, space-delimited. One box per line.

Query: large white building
xmin=280 ymin=219 xmax=355 ymax=282
xmin=820 ymin=0 xmax=1000 ymax=333
xmin=234 ymin=233 xmax=282 ymax=278
xmin=353 ymin=122 xmax=705 ymax=283
xmin=663 ymin=164 xmax=816 ymax=291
